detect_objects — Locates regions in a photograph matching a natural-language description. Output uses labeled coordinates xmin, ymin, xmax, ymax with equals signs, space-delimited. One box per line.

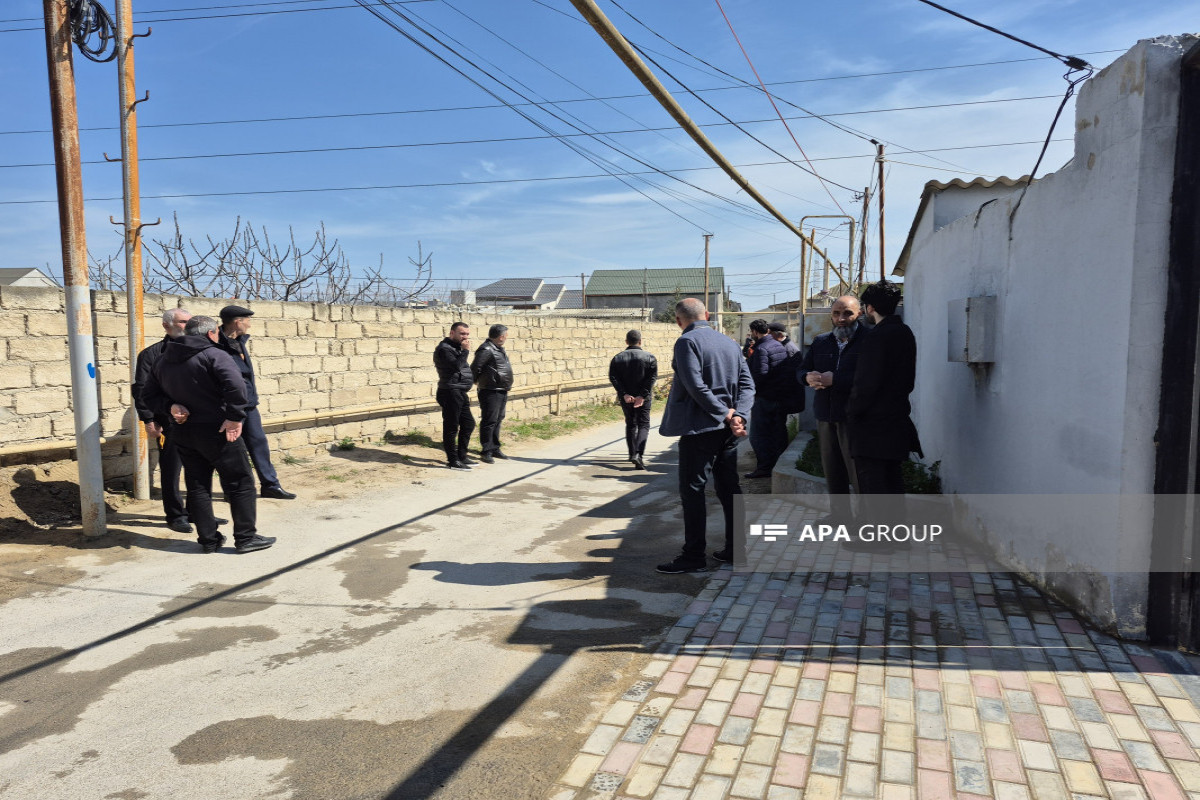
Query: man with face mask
xmin=800 ymin=295 xmax=868 ymax=523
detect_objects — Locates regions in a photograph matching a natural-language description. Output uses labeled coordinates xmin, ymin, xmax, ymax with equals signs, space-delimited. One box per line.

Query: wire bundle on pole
xmin=68 ymin=0 xmax=117 ymax=62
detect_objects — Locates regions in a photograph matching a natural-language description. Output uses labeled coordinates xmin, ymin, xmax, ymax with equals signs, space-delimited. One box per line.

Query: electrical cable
xmin=912 ymin=0 xmax=1091 ymax=70
xmin=710 ymin=0 xmax=846 ymax=213
xmin=68 ymin=0 xmax=117 ymax=62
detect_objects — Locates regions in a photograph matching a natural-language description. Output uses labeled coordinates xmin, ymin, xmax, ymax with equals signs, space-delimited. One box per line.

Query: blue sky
xmin=1 ymin=0 xmax=1197 ymax=309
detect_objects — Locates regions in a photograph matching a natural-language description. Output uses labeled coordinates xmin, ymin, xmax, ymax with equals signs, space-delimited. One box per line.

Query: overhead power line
xmin=0 ymin=138 xmax=1074 ymax=206
xmin=912 ymin=0 xmax=1091 ymax=70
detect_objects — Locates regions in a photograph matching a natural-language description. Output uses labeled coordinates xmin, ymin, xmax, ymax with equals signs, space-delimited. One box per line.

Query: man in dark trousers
xmin=434 ymin=321 xmax=476 ymax=470
xmin=216 ymin=305 xmax=296 ymax=500
xmin=471 ymin=324 xmax=513 ymax=464
xmin=608 ymin=329 xmax=658 ymax=470
xmin=745 ymin=318 xmax=787 ymax=479
xmin=657 ymin=299 xmax=754 ymax=574
xmin=133 ymin=307 xmax=192 ymax=533
xmin=801 ymin=295 xmax=867 ymax=523
xmin=142 ymin=316 xmax=275 ymax=554
xmin=847 ymin=281 xmax=923 ymax=530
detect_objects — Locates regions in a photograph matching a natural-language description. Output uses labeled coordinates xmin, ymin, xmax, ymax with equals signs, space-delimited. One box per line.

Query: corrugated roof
xmin=893 ymin=175 xmax=1030 ymax=277
xmin=533 ymin=283 xmax=565 ymax=303
xmin=557 ymin=289 xmax=584 ymax=309
xmin=586 ymin=267 xmax=726 ymax=296
xmin=475 ymin=278 xmax=543 ymax=300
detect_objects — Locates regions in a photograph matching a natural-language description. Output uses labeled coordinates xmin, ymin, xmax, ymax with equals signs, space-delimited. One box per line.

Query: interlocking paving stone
xmin=545 ymin=523 xmax=1200 ymax=800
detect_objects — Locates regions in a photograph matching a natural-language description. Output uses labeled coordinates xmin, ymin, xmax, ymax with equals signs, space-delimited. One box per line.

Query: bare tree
xmin=89 ymin=215 xmax=434 ymax=305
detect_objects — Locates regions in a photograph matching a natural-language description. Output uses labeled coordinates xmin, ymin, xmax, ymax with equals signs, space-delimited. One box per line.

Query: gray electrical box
xmin=947 ymin=296 xmax=997 ymax=363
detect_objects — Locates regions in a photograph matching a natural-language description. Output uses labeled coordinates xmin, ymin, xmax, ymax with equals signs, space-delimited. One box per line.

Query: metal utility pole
xmin=702 ymin=233 xmax=713 ymax=313
xmin=858 ymin=186 xmax=870 ymax=286
xmin=642 ymin=267 xmax=648 ymax=314
xmin=580 ymin=273 xmax=587 ymax=309
xmin=568 ymin=0 xmax=824 ymax=253
xmin=114 ymin=0 xmax=150 ymax=500
xmin=876 ymin=142 xmax=887 ymax=280
xmin=799 ymin=234 xmax=808 ymax=316
xmin=43 ymin=0 xmax=107 ymax=536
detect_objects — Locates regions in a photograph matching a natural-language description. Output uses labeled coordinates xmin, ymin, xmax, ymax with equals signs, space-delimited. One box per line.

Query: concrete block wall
xmin=0 ymin=286 xmax=680 ymax=483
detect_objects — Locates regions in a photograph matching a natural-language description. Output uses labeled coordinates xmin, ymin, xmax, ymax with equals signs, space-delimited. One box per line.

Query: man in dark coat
xmin=471 ymin=324 xmax=514 ymax=464
xmin=133 ymin=307 xmax=192 ymax=533
xmin=657 ymin=299 xmax=754 ymax=574
xmin=142 ymin=316 xmax=275 ymax=554
xmin=745 ymin=318 xmax=788 ymax=479
xmin=608 ymin=329 xmax=658 ymax=470
xmin=847 ymin=281 xmax=923 ymax=501
xmin=216 ymin=305 xmax=296 ymax=500
xmin=768 ymin=321 xmax=800 ymax=356
xmin=434 ymin=321 xmax=477 ymax=470
xmin=801 ymin=295 xmax=868 ymax=523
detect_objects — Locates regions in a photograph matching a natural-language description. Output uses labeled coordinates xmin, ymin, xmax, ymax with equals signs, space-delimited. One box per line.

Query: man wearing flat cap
xmin=769 ymin=320 xmax=800 ymax=356
xmin=217 ymin=305 xmax=296 ymax=500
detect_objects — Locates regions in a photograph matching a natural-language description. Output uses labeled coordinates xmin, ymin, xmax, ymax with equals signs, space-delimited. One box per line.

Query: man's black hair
xmin=859 ymin=281 xmax=903 ymax=316
xmin=626 ymin=329 xmax=642 ymax=345
xmin=488 ymin=324 xmax=507 ymax=339
xmin=749 ymin=319 xmax=769 ymax=335
xmin=450 ymin=321 xmax=469 ymax=332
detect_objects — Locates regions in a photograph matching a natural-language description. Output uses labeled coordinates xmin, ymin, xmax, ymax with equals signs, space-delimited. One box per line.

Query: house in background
xmin=584 ymin=267 xmax=725 ymax=317
xmin=0 ymin=268 xmax=59 ymax=288
xmin=452 ymin=278 xmax=568 ymax=310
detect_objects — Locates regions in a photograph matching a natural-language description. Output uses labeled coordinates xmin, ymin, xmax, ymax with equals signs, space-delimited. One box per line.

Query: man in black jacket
xmin=434 ymin=321 xmax=476 ymax=470
xmin=608 ymin=329 xmax=658 ymax=469
xmin=133 ymin=307 xmax=192 ymax=533
xmin=801 ymin=295 xmax=867 ymax=522
xmin=142 ymin=316 xmax=275 ymax=554
xmin=847 ymin=281 xmax=923 ymax=502
xmin=471 ymin=324 xmax=513 ymax=464
xmin=216 ymin=305 xmax=296 ymax=500
xmin=745 ymin=319 xmax=788 ymax=479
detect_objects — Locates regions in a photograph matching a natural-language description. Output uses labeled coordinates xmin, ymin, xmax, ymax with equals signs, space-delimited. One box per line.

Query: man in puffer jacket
xmin=141 ymin=316 xmax=275 ymax=555
xmin=433 ymin=321 xmax=477 ymax=470
xmin=471 ymin=324 xmax=514 ymax=464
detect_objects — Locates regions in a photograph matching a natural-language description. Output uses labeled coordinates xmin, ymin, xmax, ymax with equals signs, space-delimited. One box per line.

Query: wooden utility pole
xmin=43 ymin=0 xmax=107 ymax=536
xmin=703 ymin=233 xmax=713 ymax=313
xmin=114 ymin=0 xmax=151 ymax=500
xmin=858 ymin=186 xmax=870 ymax=286
xmin=876 ymin=142 xmax=887 ymax=280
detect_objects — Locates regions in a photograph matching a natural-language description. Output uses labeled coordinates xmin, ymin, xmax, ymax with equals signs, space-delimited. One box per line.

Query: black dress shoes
xmin=168 ymin=518 xmax=194 ymax=534
xmin=261 ymin=486 xmax=297 ymax=499
xmin=235 ymin=535 xmax=276 ymax=554
xmin=201 ymin=534 xmax=227 ymax=554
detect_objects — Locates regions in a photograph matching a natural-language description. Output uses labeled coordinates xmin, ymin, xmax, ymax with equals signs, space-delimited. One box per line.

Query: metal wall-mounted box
xmin=947 ymin=296 xmax=997 ymax=363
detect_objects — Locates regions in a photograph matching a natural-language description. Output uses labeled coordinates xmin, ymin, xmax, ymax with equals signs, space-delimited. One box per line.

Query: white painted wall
xmin=902 ymin=36 xmax=1197 ymax=637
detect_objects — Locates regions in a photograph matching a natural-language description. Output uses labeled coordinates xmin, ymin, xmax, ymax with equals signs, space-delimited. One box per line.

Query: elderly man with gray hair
xmin=133 ymin=308 xmax=198 ymax=533
xmin=657 ymin=298 xmax=754 ymax=574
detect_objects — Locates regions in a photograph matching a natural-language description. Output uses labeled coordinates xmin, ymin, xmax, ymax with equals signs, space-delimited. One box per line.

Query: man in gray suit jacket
xmin=657 ymin=298 xmax=755 ymax=574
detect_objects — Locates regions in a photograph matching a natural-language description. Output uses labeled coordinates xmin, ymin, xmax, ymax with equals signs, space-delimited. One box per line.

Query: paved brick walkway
xmin=544 ymin=513 xmax=1200 ymax=800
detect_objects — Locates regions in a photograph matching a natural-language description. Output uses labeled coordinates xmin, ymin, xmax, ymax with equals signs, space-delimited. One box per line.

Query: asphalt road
xmin=0 ymin=420 xmax=742 ymax=800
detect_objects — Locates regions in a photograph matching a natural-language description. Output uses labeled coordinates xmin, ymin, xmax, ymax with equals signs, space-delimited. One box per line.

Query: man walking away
xmin=472 ymin=324 xmax=513 ymax=464
xmin=217 ymin=305 xmax=296 ymax=500
xmin=847 ymin=281 xmax=923 ymax=542
xmin=657 ymin=299 xmax=754 ymax=574
xmin=800 ymin=296 xmax=867 ymax=524
xmin=142 ymin=316 xmax=274 ymax=554
xmin=133 ymin=307 xmax=192 ymax=533
xmin=434 ymin=321 xmax=477 ymax=470
xmin=608 ymin=329 xmax=658 ymax=470
xmin=745 ymin=318 xmax=788 ymax=479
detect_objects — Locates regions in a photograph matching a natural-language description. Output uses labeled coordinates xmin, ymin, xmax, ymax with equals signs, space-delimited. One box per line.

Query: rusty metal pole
xmin=703 ymin=233 xmax=712 ymax=314
xmin=43 ymin=0 xmax=107 ymax=536
xmin=580 ymin=273 xmax=587 ymax=309
xmin=798 ymin=232 xmax=808 ymax=317
xmin=115 ymin=0 xmax=149 ymax=500
xmin=859 ymin=187 xmax=870 ymax=286
xmin=876 ymin=142 xmax=887 ymax=280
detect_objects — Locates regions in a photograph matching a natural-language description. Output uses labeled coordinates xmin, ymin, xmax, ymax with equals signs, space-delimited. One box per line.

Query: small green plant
xmin=282 ymin=453 xmax=307 ymax=466
xmin=335 ymin=437 xmax=357 ymax=451
xmin=796 ymin=431 xmax=824 ymax=477
xmin=902 ymin=459 xmax=942 ymax=494
xmin=786 ymin=416 xmax=799 ymax=442
xmin=326 ymin=473 xmax=348 ymax=482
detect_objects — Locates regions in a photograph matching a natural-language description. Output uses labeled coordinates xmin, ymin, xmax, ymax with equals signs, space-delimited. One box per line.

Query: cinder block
xmin=336 ymin=323 xmax=363 ymax=339
xmin=290 ymin=356 xmax=322 ymax=373
xmin=1 ymin=286 xmax=63 ymax=311
xmin=0 ymin=364 xmax=33 ymax=390
xmin=32 ymin=362 xmax=71 ymax=387
xmin=264 ymin=320 xmax=299 ymax=338
xmin=284 ymin=338 xmax=317 ymax=356
xmin=22 ymin=341 xmax=68 ymax=362
xmin=279 ymin=301 xmax=311 ymax=320
xmin=15 ymin=388 xmax=70 ymax=414
xmin=26 ymin=312 xmax=68 ymax=336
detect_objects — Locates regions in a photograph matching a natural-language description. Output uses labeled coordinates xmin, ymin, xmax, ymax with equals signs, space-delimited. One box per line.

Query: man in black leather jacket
xmin=471 ymin=324 xmax=514 ymax=464
xmin=608 ymin=329 xmax=657 ymax=469
xmin=433 ymin=321 xmax=477 ymax=470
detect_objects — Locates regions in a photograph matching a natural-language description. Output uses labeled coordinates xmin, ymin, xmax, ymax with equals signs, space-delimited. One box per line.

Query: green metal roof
xmin=585 ymin=267 xmax=726 ymax=297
